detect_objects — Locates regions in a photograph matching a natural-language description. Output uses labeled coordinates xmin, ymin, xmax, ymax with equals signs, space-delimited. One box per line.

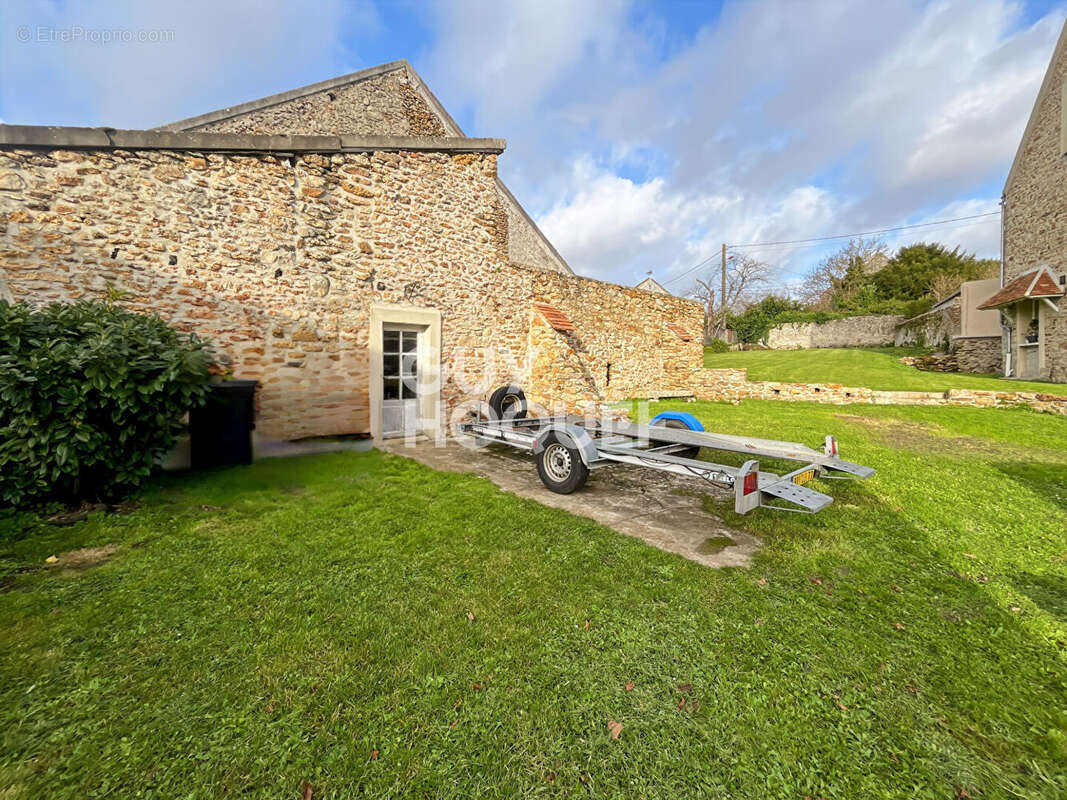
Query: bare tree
xmin=799 ymin=237 xmax=888 ymax=309
xmin=686 ymin=253 xmax=774 ymax=340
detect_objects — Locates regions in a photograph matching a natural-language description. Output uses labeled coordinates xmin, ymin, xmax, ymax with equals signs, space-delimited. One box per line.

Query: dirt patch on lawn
xmin=832 ymin=414 xmax=1022 ymax=458
xmin=47 ymin=543 xmax=121 ymax=573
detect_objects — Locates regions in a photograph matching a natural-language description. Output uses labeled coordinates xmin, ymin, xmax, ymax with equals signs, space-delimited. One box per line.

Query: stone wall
xmin=1002 ymin=25 xmax=1067 ymax=382
xmin=694 ymin=369 xmax=1067 ymax=416
xmin=165 ymin=63 xmax=574 ymax=277
xmin=766 ymin=314 xmax=904 ymax=349
xmin=181 ymin=71 xmax=446 ymax=137
xmin=953 ymin=336 xmax=1003 ymax=374
xmin=0 ymin=144 xmax=701 ymax=440
xmin=894 ymin=302 xmax=959 ymax=349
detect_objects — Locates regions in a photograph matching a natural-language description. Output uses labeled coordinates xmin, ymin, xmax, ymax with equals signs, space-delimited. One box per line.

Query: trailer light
xmin=743 ymin=472 xmax=758 ymax=495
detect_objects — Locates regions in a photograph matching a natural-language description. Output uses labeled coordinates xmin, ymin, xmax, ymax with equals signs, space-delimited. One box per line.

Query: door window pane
xmin=402 ymin=332 xmax=418 ymax=352
xmin=401 ymin=378 xmax=418 ymax=400
xmin=401 ymin=354 xmax=417 ymax=376
xmin=383 ymin=379 xmax=400 ymax=400
xmin=383 ymin=354 xmax=400 ymax=377
xmin=384 ymin=330 xmax=400 ymax=352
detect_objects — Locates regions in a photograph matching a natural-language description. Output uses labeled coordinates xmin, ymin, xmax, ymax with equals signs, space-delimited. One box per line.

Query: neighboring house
xmin=0 ymin=60 xmax=703 ymax=444
xmin=895 ymin=278 xmax=1003 ymax=372
xmin=983 ymin=21 xmax=1067 ymax=382
xmin=635 ymin=276 xmax=670 ymax=294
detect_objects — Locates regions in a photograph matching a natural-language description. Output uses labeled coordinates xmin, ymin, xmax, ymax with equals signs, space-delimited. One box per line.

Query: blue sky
xmin=2 ymin=0 xmax=1065 ymax=292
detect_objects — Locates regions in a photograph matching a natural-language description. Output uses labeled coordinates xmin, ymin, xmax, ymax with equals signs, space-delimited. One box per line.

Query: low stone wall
xmin=694 ymin=368 xmax=1067 ymax=416
xmin=953 ymin=336 xmax=1003 ymax=374
xmin=766 ymin=314 xmax=904 ymax=349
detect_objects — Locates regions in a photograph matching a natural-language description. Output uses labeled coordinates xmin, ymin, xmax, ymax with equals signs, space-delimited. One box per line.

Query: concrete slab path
xmin=380 ymin=437 xmax=760 ymax=568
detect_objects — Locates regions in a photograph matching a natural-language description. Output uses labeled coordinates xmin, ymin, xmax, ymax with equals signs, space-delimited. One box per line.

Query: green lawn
xmin=2 ymin=401 xmax=1066 ymax=798
xmin=703 ymin=346 xmax=1063 ymax=394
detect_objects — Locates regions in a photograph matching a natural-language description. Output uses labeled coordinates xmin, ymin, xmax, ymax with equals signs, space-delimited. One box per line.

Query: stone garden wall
xmin=693 ymin=368 xmax=1067 ymax=416
xmin=766 ymin=314 xmax=904 ymax=349
xmin=894 ymin=303 xmax=959 ymax=349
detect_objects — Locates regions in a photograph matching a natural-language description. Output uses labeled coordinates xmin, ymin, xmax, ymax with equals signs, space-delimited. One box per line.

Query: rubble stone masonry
xmin=0 ymin=144 xmax=702 ymax=440
xmin=694 ymin=369 xmax=1067 ymax=416
xmin=766 ymin=314 xmax=903 ymax=349
xmin=1001 ymin=26 xmax=1067 ymax=381
xmin=165 ymin=63 xmax=573 ymax=277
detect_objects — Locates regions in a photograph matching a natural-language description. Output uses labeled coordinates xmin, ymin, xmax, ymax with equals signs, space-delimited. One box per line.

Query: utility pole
xmin=720 ymin=243 xmax=727 ymax=336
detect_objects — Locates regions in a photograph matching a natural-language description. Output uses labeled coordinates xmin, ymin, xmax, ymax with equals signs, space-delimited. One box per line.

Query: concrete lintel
xmin=0 ymin=125 xmax=505 ymax=155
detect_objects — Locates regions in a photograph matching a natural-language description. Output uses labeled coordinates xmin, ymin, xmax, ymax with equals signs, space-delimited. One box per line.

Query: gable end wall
xmin=1003 ymin=22 xmax=1067 ymax=382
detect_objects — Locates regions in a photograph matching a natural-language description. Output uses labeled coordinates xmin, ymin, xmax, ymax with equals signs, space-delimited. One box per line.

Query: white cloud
xmin=0 ymin=0 xmax=373 ymax=127
xmin=423 ymin=0 xmax=1064 ymax=289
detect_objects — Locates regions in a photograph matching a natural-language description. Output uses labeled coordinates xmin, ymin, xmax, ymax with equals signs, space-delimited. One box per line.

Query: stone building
xmin=895 ymin=278 xmax=1003 ymax=373
xmin=634 ymin=276 xmax=670 ymax=294
xmin=986 ymin=21 xmax=1067 ymax=382
xmin=0 ymin=60 xmax=703 ymax=444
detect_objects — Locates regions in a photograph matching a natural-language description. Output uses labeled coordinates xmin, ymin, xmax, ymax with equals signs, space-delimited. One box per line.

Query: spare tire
xmin=652 ymin=417 xmax=700 ymax=459
xmin=488 ymin=384 xmax=527 ymax=420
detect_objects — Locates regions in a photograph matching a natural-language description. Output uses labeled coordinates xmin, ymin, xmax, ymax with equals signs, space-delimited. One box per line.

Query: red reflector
xmin=743 ymin=472 xmax=758 ymax=495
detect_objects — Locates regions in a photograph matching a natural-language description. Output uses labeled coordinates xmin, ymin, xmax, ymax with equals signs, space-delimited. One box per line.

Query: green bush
xmin=727 ymin=295 xmax=804 ymax=344
xmin=0 ymin=300 xmax=213 ymax=508
xmin=705 ymin=338 xmax=730 ymax=353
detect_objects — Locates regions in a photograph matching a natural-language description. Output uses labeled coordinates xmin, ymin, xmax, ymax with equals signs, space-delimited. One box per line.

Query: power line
xmin=726 ymin=211 xmax=1000 ymax=249
xmin=730 ymin=217 xmax=1002 ymax=257
xmin=662 ymin=210 xmax=1001 ymax=286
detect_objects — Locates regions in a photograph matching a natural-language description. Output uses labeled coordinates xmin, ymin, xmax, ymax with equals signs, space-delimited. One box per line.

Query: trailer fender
xmin=650 ymin=411 xmax=705 ymax=432
xmin=532 ymin=425 xmax=598 ymax=466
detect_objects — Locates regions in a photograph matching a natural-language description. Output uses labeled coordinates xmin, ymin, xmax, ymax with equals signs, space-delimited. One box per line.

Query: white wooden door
xmin=381 ymin=325 xmax=422 ymax=437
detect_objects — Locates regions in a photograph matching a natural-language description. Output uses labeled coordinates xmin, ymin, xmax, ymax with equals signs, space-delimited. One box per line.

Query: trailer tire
xmin=536 ymin=432 xmax=589 ymax=494
xmin=652 ymin=417 xmax=700 ymax=459
xmin=488 ymin=384 xmax=528 ymax=420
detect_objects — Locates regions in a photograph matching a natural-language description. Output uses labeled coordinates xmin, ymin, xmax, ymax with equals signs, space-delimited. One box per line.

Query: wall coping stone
xmin=0 ymin=125 xmax=505 ymax=155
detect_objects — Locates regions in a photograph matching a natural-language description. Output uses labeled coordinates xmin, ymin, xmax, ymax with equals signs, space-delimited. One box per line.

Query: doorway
xmin=381 ymin=324 xmax=424 ymax=438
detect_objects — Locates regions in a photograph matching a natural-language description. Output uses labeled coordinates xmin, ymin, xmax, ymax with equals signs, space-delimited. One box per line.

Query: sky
xmin=2 ymin=0 xmax=1064 ymax=295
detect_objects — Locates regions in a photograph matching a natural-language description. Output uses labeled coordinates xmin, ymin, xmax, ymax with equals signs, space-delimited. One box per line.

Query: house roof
xmin=977 ymin=268 xmax=1065 ymax=309
xmin=532 ymin=302 xmax=575 ymax=332
xmin=635 ymin=276 xmax=669 ymax=294
xmin=155 ymin=59 xmax=574 ymax=276
xmin=1004 ymin=20 xmax=1067 ymax=194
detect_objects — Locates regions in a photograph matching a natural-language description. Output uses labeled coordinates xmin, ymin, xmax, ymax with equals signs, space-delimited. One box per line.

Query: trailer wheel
xmin=536 ymin=432 xmax=589 ymax=494
xmin=488 ymin=384 xmax=528 ymax=420
xmin=652 ymin=417 xmax=700 ymax=458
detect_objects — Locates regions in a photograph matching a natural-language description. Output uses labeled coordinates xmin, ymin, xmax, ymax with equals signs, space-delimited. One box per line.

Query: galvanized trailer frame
xmin=457 ymin=414 xmax=874 ymax=515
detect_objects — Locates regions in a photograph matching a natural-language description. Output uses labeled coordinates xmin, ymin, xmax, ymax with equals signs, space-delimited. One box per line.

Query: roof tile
xmin=666 ymin=323 xmax=693 ymax=341
xmin=532 ymin=302 xmax=575 ymax=332
xmin=977 ymin=268 xmax=1064 ymax=309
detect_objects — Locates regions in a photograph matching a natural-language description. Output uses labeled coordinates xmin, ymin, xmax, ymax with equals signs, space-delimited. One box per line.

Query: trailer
xmin=457 ymin=393 xmax=874 ymax=515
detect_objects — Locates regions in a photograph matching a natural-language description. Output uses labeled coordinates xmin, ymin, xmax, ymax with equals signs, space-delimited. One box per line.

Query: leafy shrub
xmin=705 ymin=338 xmax=730 ymax=353
xmin=0 ymin=300 xmax=213 ymax=507
xmin=727 ymin=295 xmax=804 ymax=344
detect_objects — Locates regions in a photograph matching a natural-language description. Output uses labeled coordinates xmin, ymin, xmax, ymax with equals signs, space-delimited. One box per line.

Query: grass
xmin=2 ymin=400 xmax=1067 ymax=798
xmin=703 ymin=346 xmax=1063 ymax=394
